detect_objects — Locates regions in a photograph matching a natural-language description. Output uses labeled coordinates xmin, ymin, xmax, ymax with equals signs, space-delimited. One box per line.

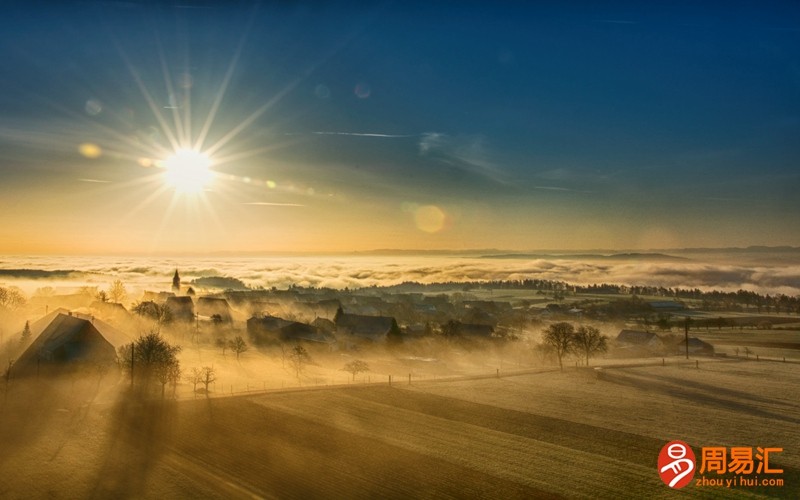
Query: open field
xmin=1 ymin=357 xmax=797 ymax=498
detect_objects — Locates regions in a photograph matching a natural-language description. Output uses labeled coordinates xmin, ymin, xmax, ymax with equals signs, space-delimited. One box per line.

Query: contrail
xmin=77 ymin=178 xmax=112 ymax=183
xmin=311 ymin=131 xmax=416 ymax=138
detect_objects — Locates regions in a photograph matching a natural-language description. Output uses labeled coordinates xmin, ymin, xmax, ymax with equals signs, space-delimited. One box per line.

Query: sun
xmin=162 ymin=149 xmax=213 ymax=193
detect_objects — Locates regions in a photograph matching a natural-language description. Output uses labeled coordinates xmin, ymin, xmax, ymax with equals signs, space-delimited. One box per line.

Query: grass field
xmin=0 ymin=358 xmax=797 ymax=498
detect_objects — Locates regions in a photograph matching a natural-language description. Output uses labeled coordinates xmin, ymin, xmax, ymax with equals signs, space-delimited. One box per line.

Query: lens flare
xmin=414 ymin=205 xmax=447 ymax=233
xmin=78 ymin=143 xmax=102 ymax=159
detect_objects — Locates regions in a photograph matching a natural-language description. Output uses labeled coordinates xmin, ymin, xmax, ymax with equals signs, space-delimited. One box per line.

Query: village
xmin=3 ymin=268 xmax=798 ymax=398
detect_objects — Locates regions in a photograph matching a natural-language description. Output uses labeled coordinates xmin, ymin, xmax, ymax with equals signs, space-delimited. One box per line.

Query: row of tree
xmin=541 ymin=322 xmax=608 ymax=370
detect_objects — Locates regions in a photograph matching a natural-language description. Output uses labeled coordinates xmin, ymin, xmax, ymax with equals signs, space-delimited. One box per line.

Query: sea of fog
xmin=1 ymin=250 xmax=799 ymax=297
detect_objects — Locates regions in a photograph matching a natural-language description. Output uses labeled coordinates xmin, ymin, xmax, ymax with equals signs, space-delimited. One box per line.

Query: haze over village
xmin=1 ymin=1 xmax=799 ymax=498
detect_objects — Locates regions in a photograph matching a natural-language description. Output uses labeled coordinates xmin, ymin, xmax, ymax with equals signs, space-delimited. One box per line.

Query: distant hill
xmin=191 ymin=276 xmax=249 ymax=290
xmin=0 ymin=269 xmax=83 ymax=279
xmin=480 ymin=252 xmax=688 ymax=261
xmin=675 ymin=246 xmax=800 ymax=254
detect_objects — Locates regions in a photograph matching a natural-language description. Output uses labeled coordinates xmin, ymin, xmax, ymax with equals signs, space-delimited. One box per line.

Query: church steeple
xmin=172 ymin=269 xmax=181 ymax=292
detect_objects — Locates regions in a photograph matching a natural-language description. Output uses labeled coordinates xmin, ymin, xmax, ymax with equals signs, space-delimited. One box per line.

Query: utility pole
xmin=130 ymin=342 xmax=135 ymax=387
xmin=684 ymin=316 xmax=690 ymax=360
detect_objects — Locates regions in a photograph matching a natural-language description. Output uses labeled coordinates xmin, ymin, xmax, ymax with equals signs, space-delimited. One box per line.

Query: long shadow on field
xmin=88 ymin=389 xmax=176 ymax=499
xmin=170 ymin=395 xmax=559 ymax=499
xmin=599 ymin=370 xmax=800 ymax=425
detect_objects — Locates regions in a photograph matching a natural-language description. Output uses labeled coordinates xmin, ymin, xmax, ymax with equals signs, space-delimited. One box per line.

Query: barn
xmin=13 ymin=312 xmax=131 ymax=377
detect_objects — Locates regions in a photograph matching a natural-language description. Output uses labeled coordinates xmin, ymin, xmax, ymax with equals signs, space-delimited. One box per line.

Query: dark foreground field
xmin=1 ymin=360 xmax=798 ymax=498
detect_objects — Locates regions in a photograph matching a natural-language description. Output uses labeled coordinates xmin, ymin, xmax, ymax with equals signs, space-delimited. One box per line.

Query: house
xmin=616 ymin=330 xmax=664 ymax=350
xmin=312 ymin=317 xmax=335 ymax=334
xmin=165 ymin=296 xmax=195 ymax=322
xmin=141 ymin=291 xmax=175 ymax=303
xmin=89 ymin=301 xmax=131 ymax=324
xmin=678 ymin=337 xmax=715 ymax=356
xmin=279 ymin=322 xmax=335 ymax=346
xmin=196 ymin=297 xmax=233 ymax=322
xmin=311 ymin=299 xmax=342 ymax=320
xmin=461 ymin=308 xmax=498 ymax=327
xmin=335 ymin=313 xmax=400 ymax=343
xmin=13 ymin=312 xmax=131 ymax=377
xmin=247 ymin=315 xmax=294 ymax=344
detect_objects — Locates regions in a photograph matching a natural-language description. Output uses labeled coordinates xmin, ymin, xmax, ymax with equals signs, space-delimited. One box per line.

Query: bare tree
xmin=108 ymin=279 xmax=127 ymax=304
xmin=155 ymin=358 xmax=181 ymax=399
xmin=229 ymin=336 xmax=248 ymax=361
xmin=572 ymin=325 xmax=608 ymax=366
xmin=0 ymin=286 xmax=26 ymax=310
xmin=288 ymin=345 xmax=311 ymax=381
xmin=185 ymin=367 xmax=203 ymax=395
xmin=200 ymin=366 xmax=216 ymax=395
xmin=542 ymin=322 xmax=575 ymax=371
xmin=342 ymin=359 xmax=370 ymax=381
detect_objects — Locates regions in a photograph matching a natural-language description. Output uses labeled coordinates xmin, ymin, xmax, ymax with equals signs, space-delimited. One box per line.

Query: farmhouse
xmin=335 ymin=313 xmax=400 ymax=343
xmin=279 ymin=322 xmax=336 ymax=347
xmin=13 ymin=312 xmax=131 ymax=377
xmin=616 ymin=329 xmax=664 ymax=350
xmin=197 ymin=297 xmax=233 ymax=322
xmin=141 ymin=291 xmax=175 ymax=303
xmin=247 ymin=315 xmax=294 ymax=344
xmin=89 ymin=301 xmax=131 ymax=325
xmin=165 ymin=296 xmax=195 ymax=322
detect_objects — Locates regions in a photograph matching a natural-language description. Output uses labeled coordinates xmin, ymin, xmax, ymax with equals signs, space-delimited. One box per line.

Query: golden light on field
xmin=162 ymin=149 xmax=213 ymax=193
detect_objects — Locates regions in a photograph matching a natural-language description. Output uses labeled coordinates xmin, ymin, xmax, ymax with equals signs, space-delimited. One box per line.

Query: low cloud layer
xmin=1 ymin=254 xmax=799 ymax=297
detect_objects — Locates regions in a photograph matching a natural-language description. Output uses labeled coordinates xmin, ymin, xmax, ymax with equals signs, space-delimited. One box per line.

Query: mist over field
xmin=1 ymin=0 xmax=799 ymax=495
xmin=1 ymin=249 xmax=799 ymax=297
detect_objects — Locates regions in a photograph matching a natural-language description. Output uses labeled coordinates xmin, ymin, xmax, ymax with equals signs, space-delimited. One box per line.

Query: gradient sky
xmin=0 ymin=1 xmax=798 ymax=254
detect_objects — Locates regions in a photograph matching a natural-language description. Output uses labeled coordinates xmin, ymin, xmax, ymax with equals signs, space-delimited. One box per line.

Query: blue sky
xmin=0 ymin=1 xmax=798 ymax=253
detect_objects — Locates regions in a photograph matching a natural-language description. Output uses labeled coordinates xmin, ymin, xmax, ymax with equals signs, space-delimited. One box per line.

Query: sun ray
xmin=207 ymin=141 xmax=299 ymax=168
xmin=192 ymin=11 xmax=256 ymax=152
xmin=113 ymin=40 xmax=181 ymax=152
xmin=155 ymin=30 xmax=187 ymax=148
xmin=204 ymin=76 xmax=304 ymax=158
